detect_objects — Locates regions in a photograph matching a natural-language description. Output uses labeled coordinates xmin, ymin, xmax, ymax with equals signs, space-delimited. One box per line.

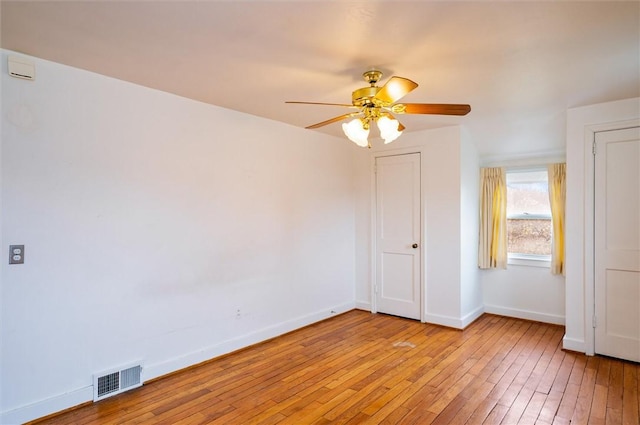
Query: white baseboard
xmin=562 ymin=336 xmax=586 ymax=353
xmin=144 ymin=301 xmax=356 ymax=380
xmin=355 ymin=304 xmax=484 ymax=329
xmin=354 ymin=300 xmax=371 ymax=311
xmin=422 ymin=308 xmax=484 ymax=329
xmin=423 ymin=312 xmax=466 ymax=329
xmin=461 ymin=305 xmax=485 ymax=328
xmin=0 ymin=386 xmax=93 ymax=425
xmin=483 ymin=304 xmax=565 ymax=326
xmin=0 ymin=302 xmax=355 ymax=425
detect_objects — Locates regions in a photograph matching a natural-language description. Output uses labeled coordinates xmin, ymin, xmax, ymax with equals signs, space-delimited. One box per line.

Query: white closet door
xmin=375 ymin=153 xmax=421 ymax=320
xmin=594 ymin=126 xmax=640 ymax=362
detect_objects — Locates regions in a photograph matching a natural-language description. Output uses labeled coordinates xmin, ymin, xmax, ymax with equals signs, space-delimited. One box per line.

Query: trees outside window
xmin=506 ymin=169 xmax=552 ymax=260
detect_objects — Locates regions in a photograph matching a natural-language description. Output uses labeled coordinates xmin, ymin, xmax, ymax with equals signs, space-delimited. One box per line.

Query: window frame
xmin=505 ymin=166 xmax=552 ymax=268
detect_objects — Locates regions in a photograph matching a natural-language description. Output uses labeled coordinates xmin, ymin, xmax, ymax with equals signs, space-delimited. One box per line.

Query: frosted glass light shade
xmin=342 ymin=119 xmax=369 ymax=147
xmin=377 ymin=116 xmax=402 ymax=144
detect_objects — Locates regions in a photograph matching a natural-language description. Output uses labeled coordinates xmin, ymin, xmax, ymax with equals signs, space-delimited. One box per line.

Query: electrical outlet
xmin=9 ymin=245 xmax=24 ymax=264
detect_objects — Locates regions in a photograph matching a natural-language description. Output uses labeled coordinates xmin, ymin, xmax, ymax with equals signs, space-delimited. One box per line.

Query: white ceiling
xmin=1 ymin=1 xmax=638 ymax=157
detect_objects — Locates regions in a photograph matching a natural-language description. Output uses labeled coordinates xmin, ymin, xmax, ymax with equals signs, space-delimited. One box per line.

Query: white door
xmin=374 ymin=153 xmax=421 ymax=320
xmin=594 ymin=126 xmax=640 ymax=362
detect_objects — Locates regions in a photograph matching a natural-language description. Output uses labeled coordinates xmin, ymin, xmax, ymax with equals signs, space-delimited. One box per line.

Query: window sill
xmin=507 ymin=254 xmax=551 ymax=268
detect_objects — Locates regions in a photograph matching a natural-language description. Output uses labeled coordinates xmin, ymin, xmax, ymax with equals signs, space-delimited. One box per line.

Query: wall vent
xmin=93 ymin=362 xmax=143 ymax=402
xmin=8 ymin=56 xmax=35 ymax=80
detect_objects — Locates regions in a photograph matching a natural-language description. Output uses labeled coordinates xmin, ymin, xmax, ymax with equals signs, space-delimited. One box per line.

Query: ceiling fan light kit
xmin=286 ymin=69 xmax=471 ymax=148
xmin=342 ymin=119 xmax=370 ymax=147
xmin=377 ymin=116 xmax=403 ymax=144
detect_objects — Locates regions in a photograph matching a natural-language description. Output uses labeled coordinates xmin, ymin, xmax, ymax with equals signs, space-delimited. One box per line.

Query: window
xmin=506 ymin=169 xmax=552 ymax=266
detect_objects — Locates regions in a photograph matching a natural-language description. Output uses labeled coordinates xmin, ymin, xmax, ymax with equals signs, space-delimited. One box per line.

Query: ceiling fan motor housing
xmin=352 ymin=86 xmax=382 ymax=107
xmin=352 ymin=69 xmax=390 ymax=108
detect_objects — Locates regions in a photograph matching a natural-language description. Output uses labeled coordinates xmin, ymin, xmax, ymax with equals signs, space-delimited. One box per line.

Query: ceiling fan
xmin=286 ymin=69 xmax=471 ymax=148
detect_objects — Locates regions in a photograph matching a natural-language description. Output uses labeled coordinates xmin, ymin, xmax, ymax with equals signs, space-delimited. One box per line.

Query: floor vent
xmin=93 ymin=362 xmax=143 ymax=401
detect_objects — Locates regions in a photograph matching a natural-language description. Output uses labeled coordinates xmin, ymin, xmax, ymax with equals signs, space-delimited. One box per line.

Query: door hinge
xmin=373 ymin=164 xmax=377 ymax=173
xmin=373 ymin=285 xmax=378 ymax=294
xmin=592 ymin=141 xmax=597 ymax=155
xmin=592 ymin=315 xmax=597 ymax=328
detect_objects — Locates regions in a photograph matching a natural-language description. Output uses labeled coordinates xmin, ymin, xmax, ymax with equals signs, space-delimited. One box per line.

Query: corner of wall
xmin=424 ymin=305 xmax=483 ymax=330
xmin=562 ymin=336 xmax=586 ymax=354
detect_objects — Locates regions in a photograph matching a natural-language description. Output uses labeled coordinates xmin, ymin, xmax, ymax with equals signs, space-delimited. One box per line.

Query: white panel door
xmin=594 ymin=126 xmax=640 ymax=362
xmin=375 ymin=153 xmax=421 ymax=320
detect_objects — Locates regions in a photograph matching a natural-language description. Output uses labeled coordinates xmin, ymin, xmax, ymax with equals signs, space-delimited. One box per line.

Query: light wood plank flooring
xmin=31 ymin=310 xmax=639 ymax=424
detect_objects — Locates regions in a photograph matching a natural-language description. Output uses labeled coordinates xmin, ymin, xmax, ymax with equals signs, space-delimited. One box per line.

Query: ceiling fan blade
xmin=305 ymin=112 xmax=361 ymax=129
xmin=286 ymin=101 xmax=356 ymax=108
xmin=374 ymin=76 xmax=418 ymax=104
xmin=401 ymin=103 xmax=471 ymax=116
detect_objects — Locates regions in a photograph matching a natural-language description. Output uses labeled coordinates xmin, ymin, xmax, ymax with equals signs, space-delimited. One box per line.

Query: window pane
xmin=507 ymin=170 xmax=551 ymax=217
xmin=506 ymin=170 xmax=552 ymax=256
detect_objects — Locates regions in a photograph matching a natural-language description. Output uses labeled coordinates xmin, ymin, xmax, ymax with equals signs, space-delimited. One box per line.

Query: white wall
xmin=354 ymin=126 xmax=482 ymax=329
xmin=460 ymin=129 xmax=482 ymax=322
xmin=482 ymin=266 xmax=565 ymax=324
xmin=565 ymin=97 xmax=640 ymax=353
xmin=0 ymin=51 xmax=357 ymax=423
xmin=420 ymin=128 xmax=465 ymax=326
xmin=353 ymin=148 xmax=372 ymax=310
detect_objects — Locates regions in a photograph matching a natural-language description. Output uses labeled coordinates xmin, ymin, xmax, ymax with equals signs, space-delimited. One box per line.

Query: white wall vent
xmin=93 ymin=362 xmax=143 ymax=402
xmin=8 ymin=56 xmax=35 ymax=80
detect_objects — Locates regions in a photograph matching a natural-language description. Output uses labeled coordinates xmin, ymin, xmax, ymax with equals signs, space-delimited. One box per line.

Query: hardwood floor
xmin=31 ymin=310 xmax=639 ymax=425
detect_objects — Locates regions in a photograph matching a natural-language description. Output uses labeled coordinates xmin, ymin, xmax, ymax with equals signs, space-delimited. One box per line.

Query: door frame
xmin=582 ymin=119 xmax=640 ymax=356
xmin=370 ymin=146 xmax=425 ymax=322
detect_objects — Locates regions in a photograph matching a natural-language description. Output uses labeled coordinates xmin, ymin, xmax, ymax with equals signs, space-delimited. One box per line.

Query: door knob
xmin=412 ymin=243 xmax=419 ymax=249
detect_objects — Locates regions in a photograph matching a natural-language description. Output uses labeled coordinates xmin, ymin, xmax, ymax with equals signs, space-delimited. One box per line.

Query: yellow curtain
xmin=548 ymin=163 xmax=566 ymax=275
xmin=479 ymin=167 xmax=507 ymax=269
